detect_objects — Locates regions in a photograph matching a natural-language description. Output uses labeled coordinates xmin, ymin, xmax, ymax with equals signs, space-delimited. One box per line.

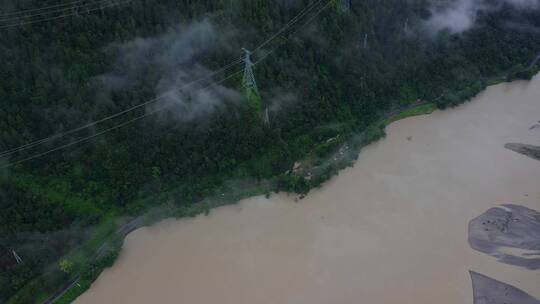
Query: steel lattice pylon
xmin=242 ymin=48 xmax=259 ymax=96
xmin=12 ymin=250 xmax=22 ymax=264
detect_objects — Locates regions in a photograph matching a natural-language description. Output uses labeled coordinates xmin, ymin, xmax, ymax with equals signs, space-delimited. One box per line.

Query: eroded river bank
xmin=75 ymin=77 xmax=540 ymax=304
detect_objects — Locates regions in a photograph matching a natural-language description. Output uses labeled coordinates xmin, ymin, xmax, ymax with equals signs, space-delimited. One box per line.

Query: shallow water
xmin=75 ymin=77 xmax=540 ymax=304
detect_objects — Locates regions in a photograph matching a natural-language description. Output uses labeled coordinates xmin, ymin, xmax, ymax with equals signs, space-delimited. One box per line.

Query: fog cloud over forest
xmin=425 ymin=0 xmax=540 ymax=34
xmin=99 ymin=19 xmax=241 ymax=122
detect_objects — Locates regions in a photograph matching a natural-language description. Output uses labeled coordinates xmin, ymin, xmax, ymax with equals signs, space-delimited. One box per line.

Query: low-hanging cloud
xmin=98 ymin=19 xmax=241 ymax=122
xmin=267 ymin=90 xmax=298 ymax=113
xmin=425 ymin=0 xmax=540 ymax=35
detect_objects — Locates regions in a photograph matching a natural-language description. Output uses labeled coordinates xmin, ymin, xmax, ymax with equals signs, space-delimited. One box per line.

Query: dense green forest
xmin=1 ymin=0 xmax=540 ymax=302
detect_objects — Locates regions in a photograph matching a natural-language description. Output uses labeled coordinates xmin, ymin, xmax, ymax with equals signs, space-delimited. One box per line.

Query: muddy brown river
xmin=75 ymin=78 xmax=540 ymax=304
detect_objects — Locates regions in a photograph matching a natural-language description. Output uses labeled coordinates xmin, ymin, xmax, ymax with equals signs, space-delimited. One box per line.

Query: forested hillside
xmin=1 ymin=0 xmax=540 ymax=302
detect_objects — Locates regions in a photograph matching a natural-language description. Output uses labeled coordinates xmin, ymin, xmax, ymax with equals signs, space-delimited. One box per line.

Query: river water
xmin=75 ymin=78 xmax=540 ymax=304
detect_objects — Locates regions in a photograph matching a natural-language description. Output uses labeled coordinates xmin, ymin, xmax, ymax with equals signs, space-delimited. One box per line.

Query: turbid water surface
xmin=75 ymin=77 xmax=540 ymax=304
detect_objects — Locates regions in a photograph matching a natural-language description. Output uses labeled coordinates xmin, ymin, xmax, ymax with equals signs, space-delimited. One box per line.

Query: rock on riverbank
xmin=470 ymin=271 xmax=540 ymax=304
xmin=468 ymin=204 xmax=540 ymax=269
xmin=505 ymin=143 xmax=540 ymax=162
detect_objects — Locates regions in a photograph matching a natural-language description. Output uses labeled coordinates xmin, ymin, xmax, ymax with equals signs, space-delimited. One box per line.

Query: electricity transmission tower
xmin=12 ymin=250 xmax=22 ymax=264
xmin=363 ymin=33 xmax=368 ymax=49
xmin=242 ymin=48 xmax=259 ymax=95
xmin=242 ymin=48 xmax=269 ymax=125
xmin=264 ymin=107 xmax=270 ymax=125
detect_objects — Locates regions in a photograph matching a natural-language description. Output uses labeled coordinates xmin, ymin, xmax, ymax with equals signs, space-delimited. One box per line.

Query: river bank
xmin=72 ymin=76 xmax=540 ymax=303
xmin=44 ymin=90 xmax=439 ymax=304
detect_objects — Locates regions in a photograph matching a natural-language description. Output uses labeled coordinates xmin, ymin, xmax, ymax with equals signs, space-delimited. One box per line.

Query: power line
xmin=0 ymin=0 xmax=111 ymax=22
xmin=293 ymin=0 xmax=333 ymax=35
xmin=0 ymin=0 xmax=131 ymax=29
xmin=0 ymin=0 xmax=113 ymax=23
xmin=252 ymin=0 xmax=324 ymax=53
xmin=0 ymin=0 xmax=333 ymax=166
xmin=254 ymin=0 xmax=333 ymax=65
xmin=1 ymin=69 xmax=244 ymax=169
xmin=0 ymin=1 xmax=328 ymax=156
xmin=0 ymin=0 xmax=130 ymax=28
xmin=0 ymin=0 xmax=87 ymax=17
xmin=0 ymin=58 xmax=243 ymax=157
